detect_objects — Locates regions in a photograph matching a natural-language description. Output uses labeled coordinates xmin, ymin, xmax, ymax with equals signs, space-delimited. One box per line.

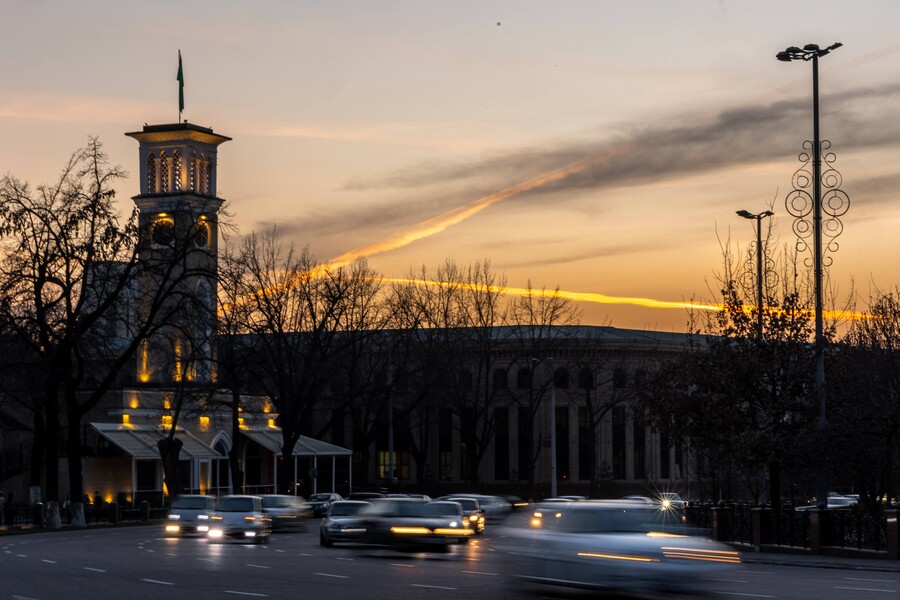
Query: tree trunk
xmin=65 ymin=403 xmax=86 ymax=527
xmin=43 ymin=382 xmax=60 ymax=503
xmin=158 ymin=437 xmax=184 ymax=500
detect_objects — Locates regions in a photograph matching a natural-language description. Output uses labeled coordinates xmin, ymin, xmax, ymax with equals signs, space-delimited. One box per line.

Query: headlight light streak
xmin=577 ymin=551 xmax=659 ymax=563
xmin=661 ymin=547 xmax=741 ymax=564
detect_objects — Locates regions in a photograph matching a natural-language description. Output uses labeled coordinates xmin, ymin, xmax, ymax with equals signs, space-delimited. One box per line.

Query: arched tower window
xmin=205 ymin=160 xmax=213 ymax=195
xmin=159 ymin=152 xmax=169 ymax=192
xmin=192 ymin=217 xmax=211 ymax=248
xmin=151 ymin=213 xmax=175 ymax=247
xmin=189 ymin=152 xmax=197 ymax=191
xmin=173 ymin=150 xmax=182 ymax=191
xmin=146 ymin=154 xmax=156 ymax=193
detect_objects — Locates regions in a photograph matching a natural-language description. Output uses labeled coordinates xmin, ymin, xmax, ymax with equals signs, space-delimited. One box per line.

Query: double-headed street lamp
xmin=736 ymin=209 xmax=774 ymax=338
xmin=777 ymin=42 xmax=846 ymax=508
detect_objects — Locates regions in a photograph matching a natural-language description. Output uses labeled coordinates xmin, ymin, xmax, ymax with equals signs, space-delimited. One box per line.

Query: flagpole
xmin=177 ymin=50 xmax=184 ymax=123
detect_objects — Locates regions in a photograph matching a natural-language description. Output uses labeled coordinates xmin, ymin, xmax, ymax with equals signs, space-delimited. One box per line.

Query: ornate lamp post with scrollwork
xmin=776 ymin=43 xmax=849 ymax=508
xmin=736 ymin=209 xmax=774 ymax=338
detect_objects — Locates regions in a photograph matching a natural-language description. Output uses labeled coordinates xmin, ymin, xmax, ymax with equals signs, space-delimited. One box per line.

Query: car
xmin=208 ymin=495 xmax=272 ymax=544
xmin=308 ymin=492 xmax=343 ymax=517
xmin=320 ymin=500 xmax=371 ymax=546
xmin=346 ymin=491 xmax=387 ymax=501
xmin=439 ymin=493 xmax=512 ymax=522
xmin=357 ymin=497 xmax=473 ymax=551
xmin=439 ymin=496 xmax=485 ymax=534
xmin=165 ymin=494 xmax=216 ymax=536
xmin=620 ymin=495 xmax=656 ymax=505
xmin=499 ymin=499 xmax=741 ymax=595
xmin=657 ymin=492 xmax=687 ymax=510
xmin=259 ymin=494 xmax=312 ymax=530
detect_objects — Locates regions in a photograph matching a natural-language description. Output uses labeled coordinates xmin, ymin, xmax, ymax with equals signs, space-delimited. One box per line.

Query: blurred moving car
xmin=260 ymin=494 xmax=312 ymax=530
xmin=657 ymin=492 xmax=687 ymax=510
xmin=208 ymin=495 xmax=272 ymax=544
xmin=357 ymin=498 xmax=473 ymax=551
xmin=500 ymin=500 xmax=740 ymax=595
xmin=795 ymin=495 xmax=859 ymax=511
xmin=439 ymin=496 xmax=485 ymax=534
xmin=308 ymin=492 xmax=343 ymax=517
xmin=165 ymin=494 xmax=215 ymax=536
xmin=346 ymin=491 xmax=387 ymax=501
xmin=320 ymin=500 xmax=371 ymax=546
xmin=439 ymin=493 xmax=512 ymax=522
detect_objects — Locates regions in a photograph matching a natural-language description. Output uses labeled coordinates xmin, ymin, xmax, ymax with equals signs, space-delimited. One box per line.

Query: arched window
xmin=192 ymin=218 xmax=211 ymax=248
xmin=198 ymin=154 xmax=208 ymax=194
xmin=613 ymin=368 xmax=628 ymax=389
xmin=189 ymin=152 xmax=197 ymax=191
xmin=578 ymin=368 xmax=593 ymax=390
xmin=146 ymin=154 xmax=156 ymax=193
xmin=205 ymin=160 xmax=212 ymax=195
xmin=159 ymin=152 xmax=169 ymax=192
xmin=516 ymin=367 xmax=532 ymax=389
xmin=173 ymin=150 xmax=182 ymax=191
xmin=553 ymin=368 xmax=570 ymax=389
xmin=493 ymin=368 xmax=508 ymax=391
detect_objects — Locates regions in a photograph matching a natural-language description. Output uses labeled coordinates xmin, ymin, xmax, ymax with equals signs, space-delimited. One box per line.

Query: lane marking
xmin=336 ymin=557 xmax=354 ymax=561
xmin=390 ymin=563 xmax=416 ymax=568
xmin=314 ymin=573 xmax=349 ymax=579
xmin=275 ymin=549 xmax=286 ymax=553
xmin=715 ymin=593 xmax=775 ymax=598
xmin=299 ymin=553 xmax=313 ymax=557
xmin=84 ymin=567 xmax=106 ymax=573
xmin=246 ymin=564 xmax=271 ymax=569
xmin=462 ymin=570 xmax=498 ymax=576
xmin=834 ymin=586 xmax=897 ymax=593
xmin=142 ymin=578 xmax=175 ymax=586
xmin=844 ymin=577 xmax=898 ymax=583
xmin=742 ymin=570 xmax=776 ymax=575
xmin=224 ymin=592 xmax=269 ymax=597
xmin=411 ymin=584 xmax=458 ymax=590
xmin=41 ymin=559 xmax=57 ymax=564
xmin=16 ymin=554 xmax=27 ymax=558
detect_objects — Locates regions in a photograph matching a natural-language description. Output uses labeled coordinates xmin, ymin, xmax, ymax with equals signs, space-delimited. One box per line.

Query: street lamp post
xmin=777 ymin=42 xmax=843 ymax=508
xmin=532 ymin=358 xmax=557 ymax=498
xmin=736 ymin=209 xmax=774 ymax=338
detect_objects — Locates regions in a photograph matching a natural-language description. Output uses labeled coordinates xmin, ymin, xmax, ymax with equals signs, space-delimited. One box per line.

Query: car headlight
xmin=198 ymin=514 xmax=209 ymax=520
xmin=168 ymin=514 xmax=180 ymax=520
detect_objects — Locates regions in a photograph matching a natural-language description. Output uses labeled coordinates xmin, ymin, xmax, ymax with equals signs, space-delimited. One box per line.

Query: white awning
xmin=241 ymin=428 xmax=352 ymax=457
xmin=91 ymin=422 xmax=221 ymax=460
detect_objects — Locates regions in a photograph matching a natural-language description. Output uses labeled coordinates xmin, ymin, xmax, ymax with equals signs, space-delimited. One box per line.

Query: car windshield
xmin=449 ymin=498 xmax=478 ymax=510
xmin=545 ymin=507 xmax=682 ymax=534
xmin=363 ymin=500 xmax=427 ymax=517
xmin=262 ymin=496 xmax=302 ymax=508
xmin=172 ymin=497 xmax=210 ymax=510
xmin=310 ymin=494 xmax=333 ymax=502
xmin=330 ymin=502 xmax=367 ymax=517
xmin=219 ymin=497 xmax=256 ymax=512
xmin=423 ymin=502 xmax=462 ymax=517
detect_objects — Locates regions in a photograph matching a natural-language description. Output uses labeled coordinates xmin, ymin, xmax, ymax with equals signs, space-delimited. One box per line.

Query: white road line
xmin=844 ymin=577 xmax=898 ymax=583
xmin=141 ymin=578 xmax=175 ymax=586
xmin=41 ymin=559 xmax=56 ymax=564
xmin=197 ymin=558 xmax=214 ymax=562
xmin=16 ymin=554 xmax=27 ymax=558
xmin=275 ymin=549 xmax=286 ymax=553
xmin=245 ymin=563 xmax=271 ymax=569
xmin=84 ymin=567 xmax=106 ymax=573
xmin=715 ymin=593 xmax=775 ymax=598
xmin=411 ymin=584 xmax=458 ymax=590
xmin=145 ymin=549 xmax=156 ymax=553
xmin=834 ymin=586 xmax=897 ymax=593
xmin=742 ymin=570 xmax=776 ymax=575
xmin=224 ymin=592 xmax=269 ymax=597
xmin=299 ymin=552 xmax=313 ymax=556
xmin=390 ymin=563 xmax=416 ymax=568
xmin=462 ymin=570 xmax=498 ymax=576
xmin=314 ymin=572 xmax=350 ymax=579
xmin=336 ymin=557 xmax=354 ymax=561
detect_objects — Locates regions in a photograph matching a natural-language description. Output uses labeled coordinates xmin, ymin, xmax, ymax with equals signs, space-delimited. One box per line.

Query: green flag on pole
xmin=177 ymin=50 xmax=185 ymax=119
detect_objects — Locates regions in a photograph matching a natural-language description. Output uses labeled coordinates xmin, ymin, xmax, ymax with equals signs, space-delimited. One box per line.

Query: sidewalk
xmin=740 ymin=550 xmax=900 ymax=573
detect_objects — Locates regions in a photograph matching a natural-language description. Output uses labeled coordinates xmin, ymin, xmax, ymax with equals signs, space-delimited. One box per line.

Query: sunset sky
xmin=3 ymin=1 xmax=900 ymax=331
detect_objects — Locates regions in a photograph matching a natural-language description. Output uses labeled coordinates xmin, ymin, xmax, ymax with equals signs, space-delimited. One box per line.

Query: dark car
xmin=260 ymin=494 xmax=312 ymax=530
xmin=357 ymin=498 xmax=473 ymax=551
xmin=308 ymin=492 xmax=343 ymax=517
xmin=346 ymin=491 xmax=387 ymax=501
xmin=320 ymin=500 xmax=371 ymax=546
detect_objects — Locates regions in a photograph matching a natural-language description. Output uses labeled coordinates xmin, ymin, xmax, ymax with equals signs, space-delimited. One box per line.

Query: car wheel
xmin=320 ymin=531 xmax=331 ymax=547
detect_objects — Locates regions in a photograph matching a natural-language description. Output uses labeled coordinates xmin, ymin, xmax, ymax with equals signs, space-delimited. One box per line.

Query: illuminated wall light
xmin=163 ymin=395 xmax=172 ymax=410
xmin=129 ymin=397 xmax=140 ymax=409
xmin=138 ymin=340 xmax=151 ymax=383
xmin=199 ymin=415 xmax=210 ymax=432
xmin=161 ymin=415 xmax=173 ymax=429
xmin=267 ymin=418 xmax=277 ymax=428
xmin=122 ymin=414 xmax=131 ymax=425
xmin=173 ymin=337 xmax=183 ymax=382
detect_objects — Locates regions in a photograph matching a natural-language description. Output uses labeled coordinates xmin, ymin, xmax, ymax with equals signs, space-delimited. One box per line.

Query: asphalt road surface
xmin=1 ymin=523 xmax=897 ymax=599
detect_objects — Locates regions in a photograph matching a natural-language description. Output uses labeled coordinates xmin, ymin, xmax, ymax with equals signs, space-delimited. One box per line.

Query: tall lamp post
xmin=736 ymin=209 xmax=774 ymax=338
xmin=777 ymin=42 xmax=843 ymax=508
xmin=532 ymin=358 xmax=557 ymax=498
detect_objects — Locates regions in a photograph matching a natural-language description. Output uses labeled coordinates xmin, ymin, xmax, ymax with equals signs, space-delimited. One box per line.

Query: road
xmin=1 ymin=522 xmax=897 ymax=599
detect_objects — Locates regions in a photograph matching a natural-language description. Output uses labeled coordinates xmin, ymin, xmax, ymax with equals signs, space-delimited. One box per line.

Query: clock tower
xmin=125 ymin=122 xmax=231 ymax=385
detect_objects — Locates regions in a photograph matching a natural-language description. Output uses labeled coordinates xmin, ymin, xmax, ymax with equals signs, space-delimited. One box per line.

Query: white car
xmin=500 ymin=500 xmax=740 ymax=595
xmin=165 ymin=494 xmax=215 ymax=536
xmin=208 ymin=495 xmax=272 ymax=544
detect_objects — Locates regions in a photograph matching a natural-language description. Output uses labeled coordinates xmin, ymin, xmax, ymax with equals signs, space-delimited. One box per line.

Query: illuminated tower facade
xmin=125 ymin=123 xmax=231 ymax=385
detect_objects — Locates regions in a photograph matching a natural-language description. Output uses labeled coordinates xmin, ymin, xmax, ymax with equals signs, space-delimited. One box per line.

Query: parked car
xmin=438 ymin=496 xmax=485 ymax=534
xmin=320 ymin=500 xmax=371 ymax=546
xmin=308 ymin=492 xmax=343 ymax=517
xmin=165 ymin=494 xmax=216 ymax=536
xmin=260 ymin=494 xmax=312 ymax=530
xmin=357 ymin=498 xmax=473 ymax=551
xmin=499 ymin=499 xmax=740 ymax=595
xmin=208 ymin=495 xmax=272 ymax=544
